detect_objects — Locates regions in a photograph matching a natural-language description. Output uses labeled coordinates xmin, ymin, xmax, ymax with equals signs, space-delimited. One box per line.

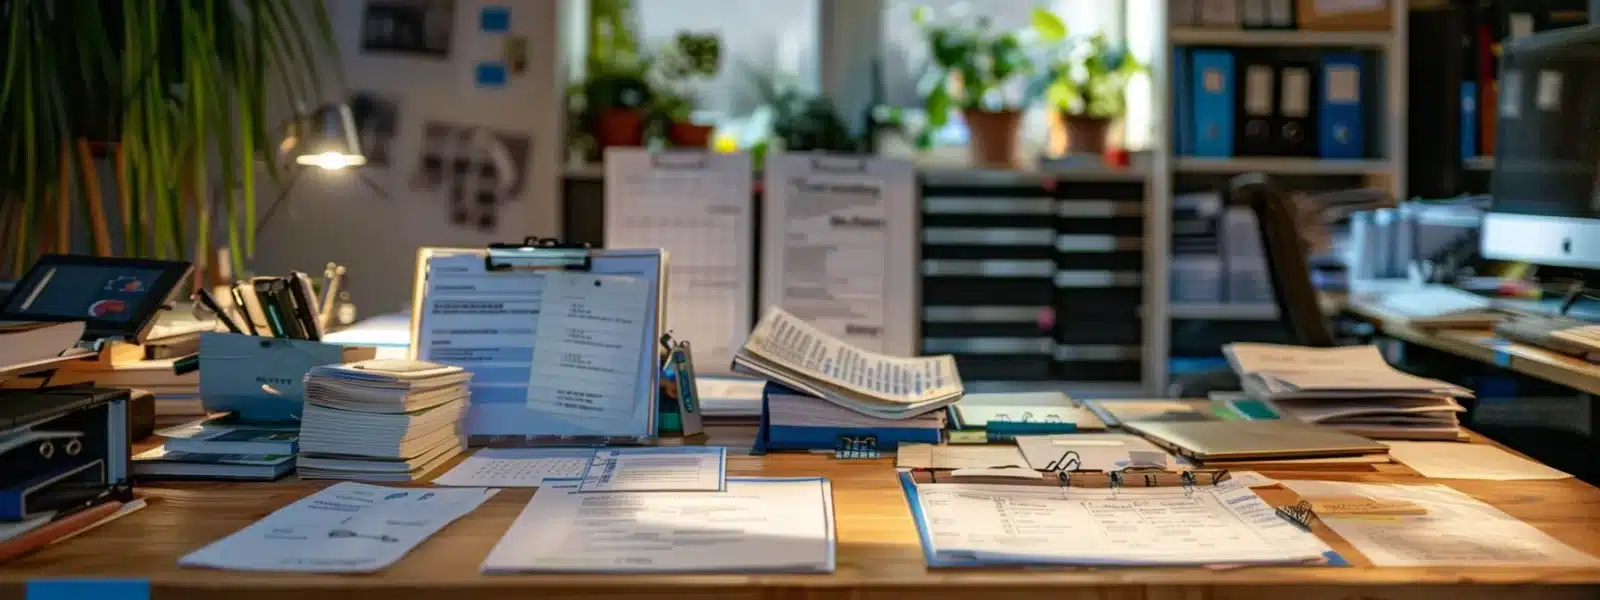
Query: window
xmin=633 ymin=0 xmax=820 ymax=119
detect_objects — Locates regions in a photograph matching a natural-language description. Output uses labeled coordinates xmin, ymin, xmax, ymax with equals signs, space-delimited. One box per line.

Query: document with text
xmin=579 ymin=446 xmax=727 ymax=492
xmin=482 ymin=478 xmax=835 ymax=573
xmin=527 ymin=271 xmax=650 ymax=420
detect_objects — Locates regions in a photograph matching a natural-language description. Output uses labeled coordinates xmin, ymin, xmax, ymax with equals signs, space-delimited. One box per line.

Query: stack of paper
xmin=1366 ymin=285 xmax=1503 ymax=329
xmin=1224 ymin=343 xmax=1471 ymax=440
xmin=15 ymin=355 xmax=203 ymax=417
xmin=732 ymin=307 xmax=964 ymax=420
xmin=297 ymin=359 xmax=472 ymax=481
xmin=768 ymin=389 xmax=946 ymax=430
xmin=134 ymin=415 xmax=301 ymax=480
xmin=0 ymin=321 xmax=84 ymax=370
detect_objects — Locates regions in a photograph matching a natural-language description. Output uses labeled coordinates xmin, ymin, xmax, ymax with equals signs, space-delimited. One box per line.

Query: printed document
xmin=739 ymin=307 xmax=962 ymax=406
xmin=1381 ymin=441 xmax=1572 ymax=480
xmin=432 ymin=448 xmax=593 ymax=487
xmin=896 ymin=443 xmax=1028 ymax=470
xmin=761 ymin=154 xmax=917 ymax=356
xmin=1282 ymin=480 xmax=1599 ymax=566
xmin=605 ymin=149 xmax=753 ymax=372
xmin=481 ymin=478 xmax=835 ymax=573
xmin=179 ymin=482 xmax=496 ymax=572
xmin=527 ymin=272 xmax=650 ymax=419
xmin=909 ymin=479 xmax=1332 ymax=566
xmin=579 ymin=446 xmax=727 ymax=492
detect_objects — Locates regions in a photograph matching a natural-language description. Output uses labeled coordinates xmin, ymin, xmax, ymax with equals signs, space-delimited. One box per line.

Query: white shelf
xmin=1175 ymin=157 xmax=1394 ymax=175
xmin=1167 ymin=303 xmax=1279 ymax=320
xmin=1170 ymin=28 xmax=1395 ymax=48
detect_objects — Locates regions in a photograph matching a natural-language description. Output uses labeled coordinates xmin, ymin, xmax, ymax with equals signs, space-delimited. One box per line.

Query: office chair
xmin=1168 ymin=174 xmax=1342 ymax=397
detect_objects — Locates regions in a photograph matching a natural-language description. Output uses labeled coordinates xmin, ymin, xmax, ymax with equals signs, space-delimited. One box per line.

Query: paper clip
xmin=1043 ymin=450 xmax=1082 ymax=472
xmin=1275 ymin=501 xmax=1317 ymax=531
xmin=835 ymin=436 xmax=880 ymax=459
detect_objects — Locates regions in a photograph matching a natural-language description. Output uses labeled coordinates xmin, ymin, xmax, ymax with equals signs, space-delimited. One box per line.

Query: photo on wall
xmin=361 ymin=0 xmax=455 ymax=57
xmin=349 ymin=92 xmax=400 ymax=167
xmin=412 ymin=121 xmax=532 ymax=232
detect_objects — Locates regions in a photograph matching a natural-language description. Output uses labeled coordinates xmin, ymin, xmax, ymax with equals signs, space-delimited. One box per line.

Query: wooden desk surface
xmin=1344 ymin=297 xmax=1600 ymax=395
xmin=4 ymin=425 xmax=1600 ymax=599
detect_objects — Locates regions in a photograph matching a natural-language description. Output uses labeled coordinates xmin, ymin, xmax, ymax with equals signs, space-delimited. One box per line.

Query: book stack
xmin=296 ymin=359 xmax=471 ymax=482
xmin=38 ymin=357 xmax=203 ymax=418
xmin=134 ymin=416 xmax=299 ymax=480
xmin=1224 ymin=343 xmax=1471 ymax=441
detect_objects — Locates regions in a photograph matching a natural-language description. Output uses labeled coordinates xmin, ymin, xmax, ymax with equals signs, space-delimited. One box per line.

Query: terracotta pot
xmin=962 ymin=108 xmax=1022 ymax=168
xmin=595 ymin=108 xmax=646 ymax=148
xmin=669 ymin=122 xmax=715 ymax=148
xmin=1063 ymin=114 xmax=1113 ymax=155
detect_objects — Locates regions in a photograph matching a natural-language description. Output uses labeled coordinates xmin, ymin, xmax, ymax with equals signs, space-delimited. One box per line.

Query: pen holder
xmin=198 ymin=332 xmax=376 ymax=422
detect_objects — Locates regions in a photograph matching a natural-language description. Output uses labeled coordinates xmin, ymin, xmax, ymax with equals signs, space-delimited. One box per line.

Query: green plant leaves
xmin=1031 ymin=8 xmax=1067 ymax=42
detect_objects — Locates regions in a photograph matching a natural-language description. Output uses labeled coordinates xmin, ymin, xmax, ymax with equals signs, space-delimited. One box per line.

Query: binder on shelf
xmin=1241 ymin=0 xmax=1271 ymax=29
xmin=751 ymin=383 xmax=939 ymax=455
xmin=1317 ymin=53 xmax=1365 ymax=159
xmin=1198 ymin=0 xmax=1243 ymax=28
xmin=1173 ymin=47 xmax=1195 ymax=156
xmin=410 ymin=239 xmax=665 ymax=446
xmin=1235 ymin=52 xmax=1277 ymax=156
xmin=1170 ymin=0 xmax=1198 ymax=27
xmin=1191 ymin=49 xmax=1237 ymax=158
xmin=1266 ymin=0 xmax=1295 ymax=29
xmin=1461 ymin=82 xmax=1479 ymax=161
xmin=1275 ymin=60 xmax=1319 ymax=157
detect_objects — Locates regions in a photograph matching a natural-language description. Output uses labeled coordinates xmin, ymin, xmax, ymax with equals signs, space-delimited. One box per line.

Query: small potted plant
xmin=654 ymin=32 xmax=721 ymax=147
xmin=1031 ymin=9 xmax=1144 ymax=155
xmin=578 ymin=57 xmax=655 ymax=149
xmin=912 ymin=6 xmax=1034 ymax=168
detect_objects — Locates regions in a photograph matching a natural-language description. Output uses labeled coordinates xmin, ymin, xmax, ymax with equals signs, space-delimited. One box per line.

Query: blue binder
xmin=1190 ymin=50 xmax=1235 ymax=158
xmin=1173 ymin=47 xmax=1194 ymax=156
xmin=1460 ymin=82 xmax=1478 ymax=160
xmin=1318 ymin=54 xmax=1365 ymax=159
xmin=751 ymin=383 xmax=941 ymax=455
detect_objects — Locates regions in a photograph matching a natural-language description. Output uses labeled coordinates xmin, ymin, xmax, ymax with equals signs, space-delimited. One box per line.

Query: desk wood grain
xmin=3 ymin=426 xmax=1599 ymax=600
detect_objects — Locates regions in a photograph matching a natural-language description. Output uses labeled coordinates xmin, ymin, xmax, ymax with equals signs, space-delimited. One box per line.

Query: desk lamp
xmin=256 ymin=103 xmax=389 ymax=235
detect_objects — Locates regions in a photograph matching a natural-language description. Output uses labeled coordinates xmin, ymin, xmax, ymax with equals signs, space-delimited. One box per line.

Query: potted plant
xmin=0 ymin=1 xmax=337 ymax=278
xmin=748 ymin=67 xmax=859 ymax=154
xmin=912 ymin=5 xmax=1034 ymax=168
xmin=579 ymin=57 xmax=656 ymax=150
xmin=653 ymin=32 xmax=721 ymax=147
xmin=1031 ymin=9 xmax=1144 ymax=155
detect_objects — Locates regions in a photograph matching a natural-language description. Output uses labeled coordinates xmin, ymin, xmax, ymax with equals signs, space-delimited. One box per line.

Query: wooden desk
xmin=1345 ymin=298 xmax=1600 ymax=395
xmin=4 ymin=425 xmax=1600 ymax=600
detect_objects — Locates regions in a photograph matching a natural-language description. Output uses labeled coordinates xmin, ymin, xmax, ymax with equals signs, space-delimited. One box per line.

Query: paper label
xmin=1282 ymin=68 xmax=1311 ymax=116
xmin=1267 ymin=0 xmax=1294 ymax=25
xmin=1501 ymin=71 xmax=1523 ymax=119
xmin=1326 ymin=66 xmax=1359 ymax=104
xmin=1510 ymin=13 xmax=1535 ymax=40
xmin=1245 ymin=66 xmax=1274 ymax=115
xmin=1310 ymin=496 xmax=1428 ymax=516
xmin=1536 ymin=71 xmax=1563 ymax=112
xmin=1204 ymin=69 xmax=1225 ymax=93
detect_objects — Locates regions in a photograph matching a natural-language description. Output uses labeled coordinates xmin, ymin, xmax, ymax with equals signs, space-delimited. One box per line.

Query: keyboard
xmin=1495 ymin=314 xmax=1600 ymax=361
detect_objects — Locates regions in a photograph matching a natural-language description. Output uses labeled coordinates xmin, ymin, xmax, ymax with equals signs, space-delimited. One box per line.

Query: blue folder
xmin=1318 ymin=54 xmax=1365 ymax=159
xmin=751 ymin=383 xmax=941 ymax=455
xmin=1460 ymin=82 xmax=1478 ymax=160
xmin=1190 ymin=49 xmax=1235 ymax=158
xmin=1173 ymin=47 xmax=1194 ymax=156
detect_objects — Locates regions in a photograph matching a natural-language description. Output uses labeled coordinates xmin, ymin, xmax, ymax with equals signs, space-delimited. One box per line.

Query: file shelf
xmin=1170 ymin=27 xmax=1395 ymax=48
xmin=1174 ymin=157 xmax=1395 ymax=175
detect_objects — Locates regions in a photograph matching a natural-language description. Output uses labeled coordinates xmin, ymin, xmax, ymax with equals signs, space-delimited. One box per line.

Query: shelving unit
xmin=1144 ymin=4 xmax=1409 ymax=391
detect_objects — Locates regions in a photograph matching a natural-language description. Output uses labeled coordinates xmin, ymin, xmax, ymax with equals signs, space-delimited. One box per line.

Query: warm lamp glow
xmin=296 ymin=151 xmax=367 ymax=170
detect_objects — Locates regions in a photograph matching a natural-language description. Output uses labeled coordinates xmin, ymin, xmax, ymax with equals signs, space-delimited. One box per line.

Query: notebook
xmin=1123 ymin=420 xmax=1388 ymax=461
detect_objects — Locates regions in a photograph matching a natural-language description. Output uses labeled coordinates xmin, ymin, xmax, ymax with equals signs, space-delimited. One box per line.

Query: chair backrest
xmin=1231 ymin=173 xmax=1338 ymax=347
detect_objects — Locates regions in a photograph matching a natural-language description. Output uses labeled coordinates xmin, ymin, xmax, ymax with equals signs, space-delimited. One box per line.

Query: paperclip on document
xmin=409 ymin=242 xmax=665 ymax=446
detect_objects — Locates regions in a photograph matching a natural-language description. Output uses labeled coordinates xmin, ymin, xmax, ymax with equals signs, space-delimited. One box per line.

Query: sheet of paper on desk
xmin=909 ymin=480 xmax=1333 ymax=566
xmin=578 ymin=446 xmax=727 ymax=492
xmin=895 ymin=443 xmax=1028 ymax=470
xmin=179 ymin=482 xmax=497 ymax=573
xmin=481 ymin=478 xmax=835 ymax=573
xmin=526 ymin=272 xmax=649 ymax=419
xmin=1381 ymin=441 xmax=1572 ymax=480
xmin=1282 ymin=480 xmax=1600 ymax=566
xmin=431 ymin=447 xmax=593 ymax=487
xmin=1013 ymin=433 xmax=1180 ymax=471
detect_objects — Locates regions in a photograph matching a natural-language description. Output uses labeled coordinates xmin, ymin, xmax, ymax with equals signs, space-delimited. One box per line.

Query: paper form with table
xmin=605 ymin=149 xmax=753 ymax=373
xmin=482 ymin=477 xmax=835 ymax=573
xmin=761 ymin=153 xmax=917 ymax=357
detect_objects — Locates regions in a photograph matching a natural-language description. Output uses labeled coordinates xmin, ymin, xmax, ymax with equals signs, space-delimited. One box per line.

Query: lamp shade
xmin=292 ymin=104 xmax=367 ymax=170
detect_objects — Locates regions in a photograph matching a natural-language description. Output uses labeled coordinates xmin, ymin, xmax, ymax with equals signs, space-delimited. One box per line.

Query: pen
xmin=194 ymin=288 xmax=243 ymax=334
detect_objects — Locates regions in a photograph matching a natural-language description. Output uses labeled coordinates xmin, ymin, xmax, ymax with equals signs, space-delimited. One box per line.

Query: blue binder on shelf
xmin=1460 ymin=82 xmax=1479 ymax=161
xmin=1173 ymin=47 xmax=1194 ymax=156
xmin=1318 ymin=54 xmax=1365 ymax=159
xmin=1190 ymin=49 xmax=1235 ymax=158
xmin=751 ymin=383 xmax=941 ymax=455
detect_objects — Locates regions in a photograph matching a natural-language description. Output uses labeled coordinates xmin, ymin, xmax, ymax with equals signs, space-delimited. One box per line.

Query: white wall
xmin=251 ymin=0 xmax=563 ymax=316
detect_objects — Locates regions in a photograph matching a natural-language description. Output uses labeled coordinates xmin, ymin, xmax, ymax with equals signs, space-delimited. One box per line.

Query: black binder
xmin=1234 ymin=51 xmax=1278 ymax=156
xmin=1273 ymin=58 xmax=1319 ymax=157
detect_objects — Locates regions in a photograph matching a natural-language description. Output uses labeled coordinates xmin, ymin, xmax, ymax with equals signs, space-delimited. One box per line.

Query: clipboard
xmin=409 ymin=238 xmax=666 ymax=446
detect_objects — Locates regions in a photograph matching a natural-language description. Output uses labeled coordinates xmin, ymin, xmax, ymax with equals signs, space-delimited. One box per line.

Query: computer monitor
xmin=1480 ymin=24 xmax=1600 ymax=270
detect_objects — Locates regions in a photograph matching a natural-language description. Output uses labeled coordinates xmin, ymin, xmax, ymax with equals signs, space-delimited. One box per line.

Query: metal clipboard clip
xmin=485 ymin=237 xmax=593 ymax=272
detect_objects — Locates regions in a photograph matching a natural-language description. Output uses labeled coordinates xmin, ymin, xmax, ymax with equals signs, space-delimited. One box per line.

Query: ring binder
xmin=834 ymin=436 xmax=880 ymax=459
xmin=485 ymin=237 xmax=594 ymax=271
xmin=907 ymin=464 xmax=1233 ymax=489
xmin=1276 ymin=500 xmax=1317 ymax=530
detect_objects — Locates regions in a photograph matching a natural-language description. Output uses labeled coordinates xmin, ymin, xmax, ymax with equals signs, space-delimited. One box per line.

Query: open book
xmin=732 ymin=307 xmax=964 ymax=420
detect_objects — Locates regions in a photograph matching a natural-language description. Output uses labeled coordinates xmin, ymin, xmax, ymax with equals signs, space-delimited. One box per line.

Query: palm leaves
xmin=0 ymin=0 xmax=338 ymax=279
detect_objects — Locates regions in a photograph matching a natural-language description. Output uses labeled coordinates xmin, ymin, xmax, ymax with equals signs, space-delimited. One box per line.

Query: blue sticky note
xmin=1491 ymin=339 xmax=1513 ymax=368
xmin=480 ymin=6 xmax=511 ymax=33
xmin=474 ymin=62 xmax=508 ymax=88
xmin=28 ymin=579 xmax=149 ymax=600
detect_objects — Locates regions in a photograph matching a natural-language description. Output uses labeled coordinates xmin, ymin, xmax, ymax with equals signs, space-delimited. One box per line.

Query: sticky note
xmin=28 ymin=579 xmax=149 ymax=600
xmin=1491 ymin=339 xmax=1513 ymax=368
xmin=474 ymin=62 xmax=508 ymax=88
xmin=480 ymin=6 xmax=511 ymax=33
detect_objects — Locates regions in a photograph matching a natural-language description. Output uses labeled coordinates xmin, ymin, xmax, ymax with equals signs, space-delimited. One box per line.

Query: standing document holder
xmin=410 ymin=239 xmax=665 ymax=446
